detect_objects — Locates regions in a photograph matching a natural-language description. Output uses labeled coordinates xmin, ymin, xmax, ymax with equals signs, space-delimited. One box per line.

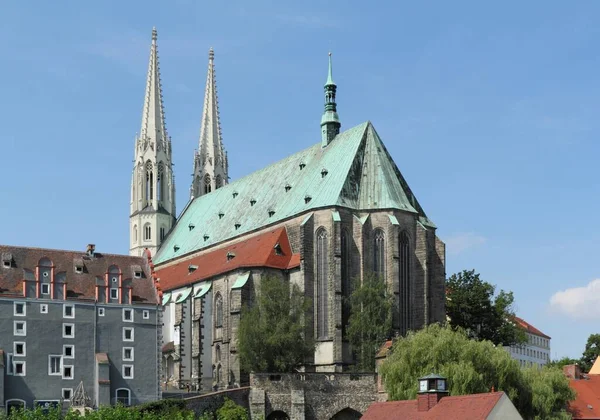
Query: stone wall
xmin=185 ymin=387 xmax=250 ymax=417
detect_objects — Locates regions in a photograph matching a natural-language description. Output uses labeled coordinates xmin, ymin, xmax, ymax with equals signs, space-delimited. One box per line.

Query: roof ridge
xmin=0 ymin=244 xmax=145 ymax=260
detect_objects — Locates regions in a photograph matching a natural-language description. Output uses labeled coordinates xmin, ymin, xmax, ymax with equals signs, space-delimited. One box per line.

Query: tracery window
xmin=316 ymin=228 xmax=329 ymax=339
xmin=341 ymin=229 xmax=351 ymax=337
xmin=216 ymin=175 xmax=222 ymax=189
xmin=215 ymin=293 xmax=223 ymax=328
xmin=373 ymin=229 xmax=385 ymax=280
xmin=399 ymin=231 xmax=411 ymax=333
xmin=144 ymin=224 xmax=151 ymax=241
xmin=204 ymin=174 xmax=212 ymax=194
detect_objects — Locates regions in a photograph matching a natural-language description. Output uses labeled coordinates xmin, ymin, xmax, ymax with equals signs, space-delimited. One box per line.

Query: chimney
xmin=417 ymin=374 xmax=449 ymax=412
xmin=563 ymin=364 xmax=582 ymax=380
xmin=86 ymin=244 xmax=96 ymax=257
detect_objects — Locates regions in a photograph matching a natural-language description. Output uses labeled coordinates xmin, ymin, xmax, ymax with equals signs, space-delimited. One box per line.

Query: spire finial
xmin=326 ymin=51 xmax=335 ymax=86
xmin=209 ymin=47 xmax=214 ymax=61
xmin=152 ymin=27 xmax=157 ymax=42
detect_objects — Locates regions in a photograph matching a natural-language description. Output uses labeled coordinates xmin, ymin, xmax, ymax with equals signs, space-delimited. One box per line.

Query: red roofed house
xmin=565 ymin=362 xmax=600 ymax=419
xmin=363 ymin=374 xmax=523 ymax=420
xmin=504 ymin=316 xmax=551 ymax=368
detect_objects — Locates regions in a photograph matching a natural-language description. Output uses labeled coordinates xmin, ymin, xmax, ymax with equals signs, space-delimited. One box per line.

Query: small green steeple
xmin=321 ymin=52 xmax=341 ymax=147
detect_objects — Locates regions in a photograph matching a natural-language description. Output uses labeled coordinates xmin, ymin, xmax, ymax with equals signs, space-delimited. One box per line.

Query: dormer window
xmin=235 ymin=223 xmax=241 ymax=230
xmin=75 ymin=266 xmax=83 ymax=274
xmin=226 ymin=252 xmax=235 ymax=261
xmin=304 ymin=195 xmax=312 ymax=204
xmin=232 ymin=192 xmax=238 ymax=198
xmin=134 ymin=270 xmax=142 ymax=279
xmin=285 ymin=184 xmax=292 ymax=192
xmin=188 ymin=265 xmax=198 ymax=274
xmin=173 ymin=245 xmax=180 ymax=252
xmin=321 ymin=168 xmax=328 ymax=178
xmin=1 ymin=253 xmax=12 ymax=268
xmin=218 ymin=212 xmax=224 ymax=219
xmin=204 ymin=234 xmax=210 ymax=241
xmin=274 ymin=243 xmax=283 ymax=256
xmin=250 ymin=199 xmax=256 ymax=207
xmin=299 ymin=162 xmax=306 ymax=170
xmin=3 ymin=260 xmax=11 ymax=268
xmin=188 ymin=223 xmax=195 ymax=231
xmin=268 ymin=209 xmax=275 ymax=217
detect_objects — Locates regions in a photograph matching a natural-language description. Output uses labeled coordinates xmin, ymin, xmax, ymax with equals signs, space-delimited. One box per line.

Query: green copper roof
xmin=154 ymin=121 xmax=435 ymax=265
xmin=193 ymin=282 xmax=211 ymax=298
xmin=175 ymin=287 xmax=192 ymax=303
xmin=162 ymin=292 xmax=171 ymax=306
xmin=232 ymin=272 xmax=251 ymax=289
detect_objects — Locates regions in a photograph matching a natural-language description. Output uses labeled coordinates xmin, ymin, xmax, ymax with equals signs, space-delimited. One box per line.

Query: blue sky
xmin=2 ymin=1 xmax=599 ymax=359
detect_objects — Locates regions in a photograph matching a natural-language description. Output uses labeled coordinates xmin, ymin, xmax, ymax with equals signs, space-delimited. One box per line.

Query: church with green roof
xmin=130 ymin=29 xmax=446 ymax=392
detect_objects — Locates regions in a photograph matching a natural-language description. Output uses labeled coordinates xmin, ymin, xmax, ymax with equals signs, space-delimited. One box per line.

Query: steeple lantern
xmin=320 ymin=52 xmax=341 ymax=148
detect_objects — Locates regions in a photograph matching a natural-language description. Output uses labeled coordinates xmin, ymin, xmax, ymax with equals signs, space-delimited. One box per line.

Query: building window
xmin=62 ymin=388 xmax=73 ymax=400
xmin=14 ymin=342 xmax=26 ymax=356
xmin=40 ymin=304 xmax=48 ymax=314
xmin=143 ymin=310 xmax=150 ymax=320
xmin=341 ymin=228 xmax=351 ymax=338
xmin=123 ymin=347 xmax=134 ymax=361
xmin=123 ymin=365 xmax=134 ymax=379
xmin=116 ymin=389 xmax=131 ymax=406
xmin=14 ymin=321 xmax=26 ymax=336
xmin=63 ymin=365 xmax=74 ymax=380
xmin=41 ymin=283 xmax=50 ymax=295
xmin=373 ymin=229 xmax=385 ymax=280
xmin=160 ymin=227 xmax=166 ymax=241
xmin=216 ymin=175 xmax=222 ymax=189
xmin=215 ymin=293 xmax=223 ymax=332
xmin=144 ymin=224 xmax=151 ymax=241
xmin=110 ymin=289 xmax=119 ymax=299
xmin=316 ymin=228 xmax=329 ymax=339
xmin=7 ymin=353 xmax=14 ymax=375
xmin=63 ymin=304 xmax=75 ymax=318
xmin=49 ymin=355 xmax=62 ymax=376
xmin=14 ymin=302 xmax=26 ymax=316
xmin=399 ymin=231 xmax=411 ymax=334
xmin=63 ymin=345 xmax=74 ymax=359
xmin=63 ymin=323 xmax=75 ymax=338
xmin=14 ymin=361 xmax=26 ymax=376
xmin=123 ymin=308 xmax=133 ymax=322
xmin=123 ymin=327 xmax=134 ymax=342
xmin=204 ymin=174 xmax=212 ymax=194
xmin=98 ymin=307 xmax=105 ymax=316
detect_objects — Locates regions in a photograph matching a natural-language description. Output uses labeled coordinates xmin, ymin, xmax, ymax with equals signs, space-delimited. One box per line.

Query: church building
xmin=130 ymin=29 xmax=446 ymax=391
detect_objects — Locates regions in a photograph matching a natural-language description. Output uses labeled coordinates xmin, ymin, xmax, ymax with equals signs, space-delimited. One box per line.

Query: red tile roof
xmin=155 ymin=227 xmax=300 ymax=292
xmin=568 ymin=376 xmax=600 ymax=419
xmin=362 ymin=392 xmax=506 ymax=420
xmin=376 ymin=340 xmax=393 ymax=359
xmin=514 ymin=316 xmax=551 ymax=339
xmin=0 ymin=245 xmax=158 ymax=304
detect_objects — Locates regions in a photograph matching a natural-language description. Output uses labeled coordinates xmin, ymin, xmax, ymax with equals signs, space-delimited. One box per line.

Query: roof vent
xmin=226 ymin=251 xmax=236 ymax=261
xmin=188 ymin=264 xmax=198 ymax=274
xmin=188 ymin=223 xmax=195 ymax=231
xmin=250 ymin=199 xmax=256 ymax=207
xmin=173 ymin=245 xmax=180 ymax=252
xmin=218 ymin=212 xmax=225 ymax=219
xmin=299 ymin=162 xmax=306 ymax=170
xmin=232 ymin=192 xmax=238 ymax=198
xmin=268 ymin=209 xmax=275 ymax=217
xmin=2 ymin=253 xmax=13 ymax=268
xmin=74 ymin=258 xmax=84 ymax=274
xmin=321 ymin=168 xmax=328 ymax=178
xmin=304 ymin=195 xmax=312 ymax=204
xmin=203 ymin=234 xmax=210 ymax=241
xmin=285 ymin=184 xmax=292 ymax=192
xmin=235 ymin=223 xmax=241 ymax=230
xmin=274 ymin=243 xmax=283 ymax=256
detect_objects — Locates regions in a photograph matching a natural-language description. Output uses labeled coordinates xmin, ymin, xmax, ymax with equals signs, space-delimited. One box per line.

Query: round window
xmin=112 ymin=277 xmax=118 ymax=283
xmin=43 ymin=272 xmax=49 ymax=277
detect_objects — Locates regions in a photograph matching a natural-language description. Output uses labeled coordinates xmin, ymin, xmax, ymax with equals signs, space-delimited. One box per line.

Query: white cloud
xmin=443 ymin=232 xmax=486 ymax=256
xmin=549 ymin=279 xmax=600 ymax=320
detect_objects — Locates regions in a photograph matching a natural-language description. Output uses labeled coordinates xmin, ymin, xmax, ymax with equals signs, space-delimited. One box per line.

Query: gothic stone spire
xmin=191 ymin=47 xmax=228 ymax=198
xmin=130 ymin=28 xmax=176 ymax=257
xmin=321 ymin=52 xmax=341 ymax=147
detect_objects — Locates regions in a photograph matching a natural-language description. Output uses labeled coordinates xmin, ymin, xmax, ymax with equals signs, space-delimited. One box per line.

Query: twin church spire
xmin=129 ymin=28 xmax=341 ymax=256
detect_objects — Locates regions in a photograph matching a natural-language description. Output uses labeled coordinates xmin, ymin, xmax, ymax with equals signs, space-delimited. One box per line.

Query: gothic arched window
xmin=144 ymin=224 xmax=151 ymax=241
xmin=316 ymin=228 xmax=329 ymax=339
xmin=216 ymin=175 xmax=222 ymax=189
xmin=145 ymin=161 xmax=153 ymax=202
xmin=373 ymin=229 xmax=385 ymax=280
xmin=399 ymin=231 xmax=411 ymax=333
xmin=204 ymin=174 xmax=212 ymax=194
xmin=157 ymin=162 xmax=164 ymax=202
xmin=215 ymin=293 xmax=223 ymax=328
xmin=341 ymin=229 xmax=351 ymax=337
xmin=133 ymin=225 xmax=138 ymax=243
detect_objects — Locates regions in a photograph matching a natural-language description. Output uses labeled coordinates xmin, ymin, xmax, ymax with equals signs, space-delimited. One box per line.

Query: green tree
xmin=379 ymin=324 xmax=575 ymax=419
xmin=580 ymin=333 xmax=600 ymax=373
xmin=346 ymin=272 xmax=393 ymax=371
xmin=216 ymin=398 xmax=249 ymax=420
xmin=237 ymin=275 xmax=314 ymax=373
xmin=446 ymin=269 xmax=526 ymax=346
xmin=547 ymin=356 xmax=580 ymax=370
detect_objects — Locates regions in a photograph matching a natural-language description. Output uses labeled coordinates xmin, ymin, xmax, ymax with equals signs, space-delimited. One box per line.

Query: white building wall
xmin=505 ymin=332 xmax=551 ymax=368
